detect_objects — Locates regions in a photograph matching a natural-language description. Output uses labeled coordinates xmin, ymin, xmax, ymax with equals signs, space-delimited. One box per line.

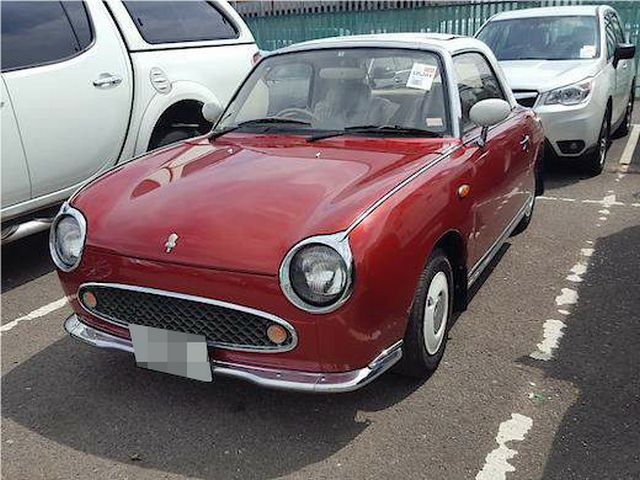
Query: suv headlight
xmin=49 ymin=204 xmax=87 ymax=272
xmin=543 ymin=79 xmax=593 ymax=106
xmin=280 ymin=233 xmax=353 ymax=313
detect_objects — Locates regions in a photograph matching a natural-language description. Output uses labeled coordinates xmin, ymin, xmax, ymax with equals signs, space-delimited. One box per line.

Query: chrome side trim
xmin=64 ymin=315 xmax=402 ymax=393
xmin=345 ymin=143 xmax=461 ymax=235
xmin=467 ymin=195 xmax=534 ymax=286
xmin=77 ymin=282 xmax=298 ymax=353
xmin=49 ymin=203 xmax=87 ymax=272
xmin=279 ymin=232 xmax=354 ymax=314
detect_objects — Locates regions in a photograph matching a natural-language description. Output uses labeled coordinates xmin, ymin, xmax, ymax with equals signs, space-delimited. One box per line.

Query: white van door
xmin=1 ymin=1 xmax=132 ymax=200
xmin=0 ymin=78 xmax=31 ymax=209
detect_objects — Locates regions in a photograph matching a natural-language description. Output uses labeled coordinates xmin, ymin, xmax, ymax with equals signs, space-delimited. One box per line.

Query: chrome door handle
xmin=93 ymin=73 xmax=122 ymax=88
xmin=520 ymin=134 xmax=530 ymax=150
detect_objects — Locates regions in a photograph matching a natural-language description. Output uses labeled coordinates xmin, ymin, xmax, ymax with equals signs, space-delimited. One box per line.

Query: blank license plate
xmin=129 ymin=324 xmax=212 ymax=382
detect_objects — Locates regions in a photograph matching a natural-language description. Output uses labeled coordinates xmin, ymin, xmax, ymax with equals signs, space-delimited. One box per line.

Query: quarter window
xmin=123 ymin=1 xmax=238 ymax=44
xmin=453 ymin=52 xmax=506 ymax=132
xmin=1 ymin=1 xmax=93 ymax=71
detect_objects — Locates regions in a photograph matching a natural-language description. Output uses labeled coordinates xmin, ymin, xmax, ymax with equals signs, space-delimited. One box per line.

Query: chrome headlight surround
xmin=49 ymin=203 xmax=87 ymax=272
xmin=279 ymin=232 xmax=354 ymax=314
xmin=542 ymin=78 xmax=594 ymax=106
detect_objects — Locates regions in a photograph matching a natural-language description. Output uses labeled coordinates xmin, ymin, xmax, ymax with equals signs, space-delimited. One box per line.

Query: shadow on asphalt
xmin=542 ymin=160 xmax=594 ymax=192
xmin=1 ymin=230 xmax=55 ymax=293
xmin=1 ymin=339 xmax=422 ymax=479
xmin=530 ymin=225 xmax=640 ymax=479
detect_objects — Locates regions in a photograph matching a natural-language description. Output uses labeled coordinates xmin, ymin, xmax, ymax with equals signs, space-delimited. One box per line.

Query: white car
xmin=477 ymin=5 xmax=636 ymax=174
xmin=1 ymin=0 xmax=257 ymax=241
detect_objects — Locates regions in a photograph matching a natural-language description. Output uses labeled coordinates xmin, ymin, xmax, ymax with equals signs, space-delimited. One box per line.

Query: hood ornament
xmin=164 ymin=233 xmax=179 ymax=253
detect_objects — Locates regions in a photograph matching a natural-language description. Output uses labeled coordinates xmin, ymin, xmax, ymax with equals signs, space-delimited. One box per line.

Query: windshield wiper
xmin=210 ymin=117 xmax=311 ymax=139
xmin=307 ymin=124 xmax=441 ymax=142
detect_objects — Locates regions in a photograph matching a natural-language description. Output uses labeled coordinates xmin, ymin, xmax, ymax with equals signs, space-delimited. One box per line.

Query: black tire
xmin=150 ymin=128 xmax=193 ymax=150
xmin=614 ymin=84 xmax=635 ymax=138
xmin=396 ymin=249 xmax=454 ymax=379
xmin=585 ymin=109 xmax=610 ymax=176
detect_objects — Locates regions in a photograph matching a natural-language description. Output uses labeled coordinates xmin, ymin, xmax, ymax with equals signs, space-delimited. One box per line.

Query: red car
xmin=51 ymin=34 xmax=544 ymax=392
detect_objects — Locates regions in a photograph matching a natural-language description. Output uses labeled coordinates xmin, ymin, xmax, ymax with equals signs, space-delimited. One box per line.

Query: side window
xmin=123 ymin=1 xmax=238 ymax=44
xmin=604 ymin=14 xmax=618 ymax=60
xmin=611 ymin=13 xmax=626 ymax=44
xmin=453 ymin=52 xmax=506 ymax=132
xmin=1 ymin=1 xmax=93 ymax=71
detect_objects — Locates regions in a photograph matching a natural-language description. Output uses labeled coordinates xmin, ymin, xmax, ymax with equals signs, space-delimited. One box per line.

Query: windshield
xmin=215 ymin=48 xmax=450 ymax=137
xmin=477 ymin=16 xmax=600 ymax=61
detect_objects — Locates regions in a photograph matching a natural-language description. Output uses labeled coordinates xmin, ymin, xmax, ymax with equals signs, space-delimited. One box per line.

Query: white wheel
xmin=423 ymin=271 xmax=450 ymax=355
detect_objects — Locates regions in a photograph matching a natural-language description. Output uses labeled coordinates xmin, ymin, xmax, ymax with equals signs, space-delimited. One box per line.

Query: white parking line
xmin=0 ymin=298 xmax=67 ymax=333
xmin=530 ymin=319 xmax=566 ymax=361
xmin=476 ymin=413 xmax=533 ymax=480
xmin=555 ymin=288 xmax=578 ymax=307
xmin=620 ymin=124 xmax=640 ymax=165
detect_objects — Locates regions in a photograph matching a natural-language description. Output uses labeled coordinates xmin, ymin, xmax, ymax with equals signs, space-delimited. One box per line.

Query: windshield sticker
xmin=426 ymin=117 xmax=443 ymax=127
xmin=406 ymin=63 xmax=438 ymax=91
xmin=580 ymin=45 xmax=596 ymax=59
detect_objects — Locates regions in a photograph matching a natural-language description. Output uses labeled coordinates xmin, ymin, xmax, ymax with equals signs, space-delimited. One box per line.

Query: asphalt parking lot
xmin=2 ymin=106 xmax=640 ymax=480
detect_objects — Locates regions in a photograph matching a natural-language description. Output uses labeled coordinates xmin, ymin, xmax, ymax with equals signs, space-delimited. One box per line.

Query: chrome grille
xmin=513 ymin=90 xmax=539 ymax=108
xmin=78 ymin=284 xmax=296 ymax=352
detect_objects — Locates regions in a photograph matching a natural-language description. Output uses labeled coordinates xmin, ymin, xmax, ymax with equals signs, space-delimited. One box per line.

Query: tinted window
xmin=478 ymin=16 xmax=600 ymax=61
xmin=453 ymin=53 xmax=505 ymax=131
xmin=1 ymin=1 xmax=92 ymax=71
xmin=123 ymin=1 xmax=238 ymax=44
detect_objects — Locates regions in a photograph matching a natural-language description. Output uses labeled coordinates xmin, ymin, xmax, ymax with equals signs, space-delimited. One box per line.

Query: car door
xmin=0 ymin=78 xmax=31 ymax=209
xmin=452 ymin=52 xmax=527 ymax=267
xmin=1 ymin=1 xmax=132 ymax=200
xmin=604 ymin=11 xmax=627 ymax=124
xmin=610 ymin=11 xmax=634 ymax=123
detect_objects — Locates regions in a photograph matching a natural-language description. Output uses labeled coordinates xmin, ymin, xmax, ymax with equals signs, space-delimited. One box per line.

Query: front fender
xmin=134 ymin=81 xmax=221 ymax=155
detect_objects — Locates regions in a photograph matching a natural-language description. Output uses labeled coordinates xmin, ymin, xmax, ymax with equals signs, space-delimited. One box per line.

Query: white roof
xmin=489 ymin=5 xmax=601 ymax=21
xmin=275 ymin=33 xmax=489 ymax=56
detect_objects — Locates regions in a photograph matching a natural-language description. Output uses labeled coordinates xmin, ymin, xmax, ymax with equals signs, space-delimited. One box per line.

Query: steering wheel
xmin=276 ymin=107 xmax=315 ymax=123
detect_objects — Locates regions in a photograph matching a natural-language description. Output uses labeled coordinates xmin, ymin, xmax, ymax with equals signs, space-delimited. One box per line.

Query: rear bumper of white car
xmin=534 ymin=99 xmax=604 ymax=159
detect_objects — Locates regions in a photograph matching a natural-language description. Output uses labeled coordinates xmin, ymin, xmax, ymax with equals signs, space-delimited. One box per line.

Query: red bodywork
xmin=58 ymin=109 xmax=542 ymax=374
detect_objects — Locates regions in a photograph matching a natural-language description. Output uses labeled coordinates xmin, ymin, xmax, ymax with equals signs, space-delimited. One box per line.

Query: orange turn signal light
xmin=82 ymin=290 xmax=97 ymax=309
xmin=266 ymin=324 xmax=288 ymax=345
xmin=457 ymin=184 xmax=471 ymax=199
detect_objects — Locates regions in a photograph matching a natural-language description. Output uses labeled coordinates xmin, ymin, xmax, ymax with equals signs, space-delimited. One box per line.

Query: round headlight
xmin=289 ymin=244 xmax=348 ymax=307
xmin=50 ymin=206 xmax=86 ymax=271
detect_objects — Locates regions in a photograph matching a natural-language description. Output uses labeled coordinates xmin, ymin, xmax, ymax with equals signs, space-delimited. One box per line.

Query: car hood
xmin=73 ymin=134 xmax=454 ymax=275
xmin=500 ymin=59 xmax=600 ymax=92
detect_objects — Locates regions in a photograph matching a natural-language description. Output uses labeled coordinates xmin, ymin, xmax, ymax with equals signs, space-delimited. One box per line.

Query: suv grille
xmin=78 ymin=284 xmax=296 ymax=352
xmin=513 ymin=90 xmax=539 ymax=108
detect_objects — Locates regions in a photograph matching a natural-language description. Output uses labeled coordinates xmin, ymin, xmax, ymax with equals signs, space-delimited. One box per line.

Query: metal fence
xmin=236 ymin=1 xmax=640 ymax=93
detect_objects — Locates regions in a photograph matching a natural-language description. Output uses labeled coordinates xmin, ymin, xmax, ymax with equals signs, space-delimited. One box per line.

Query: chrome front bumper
xmin=64 ymin=315 xmax=403 ymax=393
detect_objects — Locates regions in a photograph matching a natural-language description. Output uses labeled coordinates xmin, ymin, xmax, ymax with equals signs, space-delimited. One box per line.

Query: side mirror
xmin=202 ymin=100 xmax=223 ymax=124
xmin=469 ymin=98 xmax=511 ymax=147
xmin=614 ymin=43 xmax=636 ymax=68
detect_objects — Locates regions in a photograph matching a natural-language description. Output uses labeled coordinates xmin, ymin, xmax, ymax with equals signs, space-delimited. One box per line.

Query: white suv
xmin=477 ymin=5 xmax=636 ymax=174
xmin=1 ymin=0 xmax=257 ymax=239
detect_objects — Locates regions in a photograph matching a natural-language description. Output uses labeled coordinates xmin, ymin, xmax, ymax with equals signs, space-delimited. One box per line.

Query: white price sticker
xmin=580 ymin=45 xmax=596 ymax=59
xmin=406 ymin=63 xmax=438 ymax=91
